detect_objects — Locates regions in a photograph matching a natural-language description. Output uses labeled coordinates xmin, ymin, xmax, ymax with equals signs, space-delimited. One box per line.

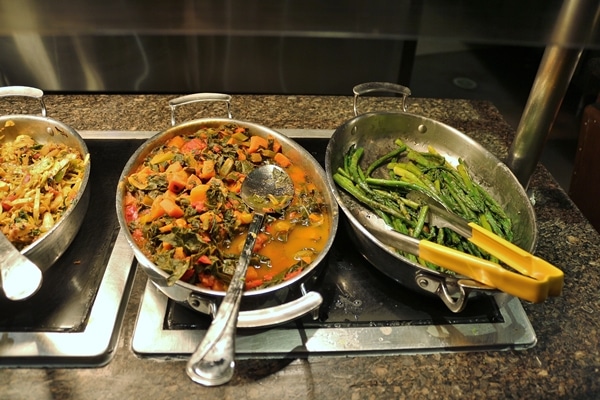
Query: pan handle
xmin=0 ymin=85 xmax=46 ymax=117
xmin=352 ymin=82 xmax=411 ymax=116
xmin=168 ymin=93 xmax=232 ymax=126
xmin=415 ymin=272 xmax=495 ymax=313
xmin=237 ymin=290 xmax=323 ymax=328
xmin=187 ymin=287 xmax=323 ymax=328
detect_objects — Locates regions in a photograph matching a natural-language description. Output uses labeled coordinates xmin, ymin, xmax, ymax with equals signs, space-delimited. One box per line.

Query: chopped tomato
xmin=253 ymin=232 xmax=269 ymax=252
xmin=199 ymin=273 xmax=216 ymax=289
xmin=167 ymin=170 xmax=189 ymax=193
xmin=125 ymin=204 xmax=138 ymax=223
xmin=180 ymin=268 xmax=195 ymax=282
xmin=131 ymin=228 xmax=145 ymax=247
xmin=196 ymin=254 xmax=212 ymax=265
xmin=181 ymin=138 xmax=207 ymax=153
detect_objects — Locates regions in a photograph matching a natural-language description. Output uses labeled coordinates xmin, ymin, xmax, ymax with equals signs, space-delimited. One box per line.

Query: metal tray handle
xmin=187 ymin=288 xmax=323 ymax=329
xmin=168 ymin=93 xmax=232 ymax=126
xmin=0 ymin=85 xmax=46 ymax=117
xmin=352 ymin=82 xmax=411 ymax=116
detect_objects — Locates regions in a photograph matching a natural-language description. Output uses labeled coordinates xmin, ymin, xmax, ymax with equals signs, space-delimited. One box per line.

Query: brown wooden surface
xmin=570 ymin=103 xmax=600 ymax=231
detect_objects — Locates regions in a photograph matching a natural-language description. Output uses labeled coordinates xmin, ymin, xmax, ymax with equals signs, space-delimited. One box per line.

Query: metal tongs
xmin=352 ymin=192 xmax=564 ymax=303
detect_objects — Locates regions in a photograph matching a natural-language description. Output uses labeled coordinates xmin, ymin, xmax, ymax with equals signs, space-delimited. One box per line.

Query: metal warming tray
xmin=0 ymin=129 xmax=535 ymax=366
xmin=0 ymin=136 xmax=139 ymax=367
xmin=126 ymin=129 xmax=536 ymax=358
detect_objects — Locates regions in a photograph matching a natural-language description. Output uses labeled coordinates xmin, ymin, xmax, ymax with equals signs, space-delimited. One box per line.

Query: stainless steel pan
xmin=0 ymin=86 xmax=91 ymax=284
xmin=325 ymin=82 xmax=537 ymax=312
xmin=116 ymin=93 xmax=339 ymax=327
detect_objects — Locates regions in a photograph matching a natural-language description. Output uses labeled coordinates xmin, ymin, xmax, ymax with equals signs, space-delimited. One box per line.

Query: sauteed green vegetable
xmin=332 ymin=138 xmax=513 ymax=272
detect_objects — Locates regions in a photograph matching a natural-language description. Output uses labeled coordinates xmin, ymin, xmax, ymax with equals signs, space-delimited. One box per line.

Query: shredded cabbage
xmin=0 ymin=134 xmax=88 ymax=250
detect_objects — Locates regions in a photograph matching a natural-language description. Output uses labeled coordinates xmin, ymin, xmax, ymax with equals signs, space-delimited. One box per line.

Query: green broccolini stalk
xmin=332 ymin=139 xmax=514 ymax=273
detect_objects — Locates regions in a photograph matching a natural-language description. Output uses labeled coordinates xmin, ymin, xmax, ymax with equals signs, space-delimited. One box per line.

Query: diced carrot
xmin=284 ymin=269 xmax=303 ymax=281
xmin=236 ymin=149 xmax=247 ymax=161
xmin=271 ymin=139 xmax=282 ymax=153
xmin=175 ymin=218 xmax=188 ymax=228
xmin=173 ymin=247 xmax=186 ymax=260
xmin=160 ymin=198 xmax=184 ymax=218
xmin=190 ymin=184 xmax=210 ymax=205
xmin=159 ymin=223 xmax=174 ymax=233
xmin=245 ymin=266 xmax=259 ymax=281
xmin=247 ymin=135 xmax=268 ymax=154
xmin=273 ymin=152 xmax=291 ymax=168
xmin=245 ymin=279 xmax=264 ymax=290
xmin=300 ymin=255 xmax=313 ymax=264
xmin=287 ymin=167 xmax=305 ymax=185
xmin=142 ymin=196 xmax=167 ymax=222
xmin=213 ymin=280 xmax=226 ymax=291
xmin=162 ymin=242 xmax=173 ymax=250
xmin=227 ymin=179 xmax=243 ymax=194
xmin=167 ymin=135 xmax=185 ymax=149
xmin=199 ymin=211 xmax=222 ymax=230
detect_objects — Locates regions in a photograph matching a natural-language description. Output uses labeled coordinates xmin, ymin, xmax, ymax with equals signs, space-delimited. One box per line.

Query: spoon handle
xmin=186 ymin=212 xmax=265 ymax=386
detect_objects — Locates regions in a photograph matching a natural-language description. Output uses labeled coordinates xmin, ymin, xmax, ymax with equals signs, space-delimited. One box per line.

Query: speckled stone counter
xmin=1 ymin=94 xmax=598 ymax=400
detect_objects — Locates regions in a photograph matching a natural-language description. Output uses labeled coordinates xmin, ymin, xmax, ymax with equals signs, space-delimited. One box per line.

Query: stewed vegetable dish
xmin=122 ymin=123 xmax=331 ymax=291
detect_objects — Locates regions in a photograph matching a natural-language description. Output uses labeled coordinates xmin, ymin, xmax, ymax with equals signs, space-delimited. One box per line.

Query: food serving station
xmin=0 ymin=127 xmax=535 ymax=366
xmin=0 ymin=93 xmax=598 ymax=399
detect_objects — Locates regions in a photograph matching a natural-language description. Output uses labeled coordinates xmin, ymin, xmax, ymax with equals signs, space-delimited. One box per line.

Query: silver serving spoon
xmin=186 ymin=164 xmax=294 ymax=386
xmin=0 ymin=232 xmax=43 ymax=301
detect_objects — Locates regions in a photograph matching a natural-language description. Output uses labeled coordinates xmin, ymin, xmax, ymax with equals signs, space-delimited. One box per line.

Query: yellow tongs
xmin=352 ymin=193 xmax=564 ymax=303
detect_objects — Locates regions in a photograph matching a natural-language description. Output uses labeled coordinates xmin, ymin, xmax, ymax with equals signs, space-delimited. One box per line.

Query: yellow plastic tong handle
xmin=418 ymin=223 xmax=564 ymax=303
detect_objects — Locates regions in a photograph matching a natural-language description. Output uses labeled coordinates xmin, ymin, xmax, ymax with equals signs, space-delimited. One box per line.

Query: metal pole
xmin=505 ymin=0 xmax=600 ymax=189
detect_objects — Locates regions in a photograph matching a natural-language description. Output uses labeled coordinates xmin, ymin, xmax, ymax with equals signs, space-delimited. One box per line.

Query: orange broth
xmin=225 ymin=162 xmax=331 ymax=287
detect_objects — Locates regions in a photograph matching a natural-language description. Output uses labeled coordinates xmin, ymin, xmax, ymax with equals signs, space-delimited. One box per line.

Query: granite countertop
xmin=1 ymin=94 xmax=599 ymax=399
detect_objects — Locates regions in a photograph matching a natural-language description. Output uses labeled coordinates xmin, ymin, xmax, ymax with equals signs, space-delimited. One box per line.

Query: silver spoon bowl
xmin=0 ymin=232 xmax=43 ymax=301
xmin=186 ymin=164 xmax=294 ymax=386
